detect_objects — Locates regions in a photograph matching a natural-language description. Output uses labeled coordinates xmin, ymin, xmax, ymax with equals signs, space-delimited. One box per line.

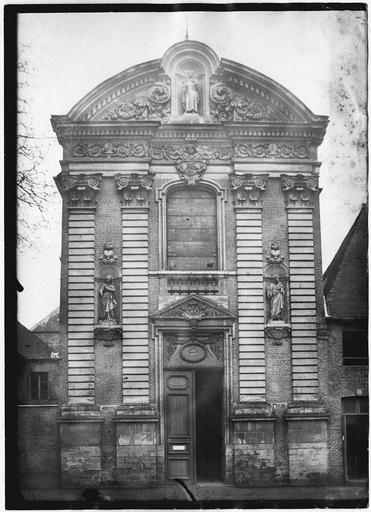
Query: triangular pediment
xmin=151 ymin=294 xmax=235 ymax=320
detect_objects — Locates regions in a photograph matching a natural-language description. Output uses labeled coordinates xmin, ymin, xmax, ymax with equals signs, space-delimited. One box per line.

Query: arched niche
xmin=156 ymin=178 xmax=226 ymax=271
xmin=161 ymin=40 xmax=220 ymax=120
xmin=95 ymin=262 xmax=122 ymax=327
xmin=263 ymin=262 xmax=290 ymax=326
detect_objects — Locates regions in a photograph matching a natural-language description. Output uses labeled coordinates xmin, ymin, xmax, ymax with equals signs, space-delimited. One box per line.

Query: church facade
xmin=50 ymin=39 xmax=333 ymax=488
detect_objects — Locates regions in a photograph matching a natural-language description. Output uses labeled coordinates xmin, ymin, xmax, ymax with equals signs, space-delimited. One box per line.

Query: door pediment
xmin=151 ymin=293 xmax=235 ymax=325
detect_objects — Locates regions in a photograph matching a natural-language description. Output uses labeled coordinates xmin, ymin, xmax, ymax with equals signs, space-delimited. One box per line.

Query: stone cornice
xmin=52 ymin=120 xmax=326 ymax=146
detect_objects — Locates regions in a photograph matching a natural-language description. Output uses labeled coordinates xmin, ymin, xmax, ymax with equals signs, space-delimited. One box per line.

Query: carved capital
xmin=230 ymin=173 xmax=268 ymax=207
xmin=281 ymin=174 xmax=318 ymax=207
xmin=115 ymin=173 xmax=153 ymax=207
xmin=176 ymin=160 xmax=207 ymax=185
xmin=54 ymin=173 xmax=102 ymax=207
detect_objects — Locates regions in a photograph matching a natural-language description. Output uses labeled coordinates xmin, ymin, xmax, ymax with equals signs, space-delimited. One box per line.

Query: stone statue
xmin=182 ymin=72 xmax=199 ymax=113
xmin=98 ymin=275 xmax=118 ymax=325
xmin=266 ymin=275 xmax=285 ymax=322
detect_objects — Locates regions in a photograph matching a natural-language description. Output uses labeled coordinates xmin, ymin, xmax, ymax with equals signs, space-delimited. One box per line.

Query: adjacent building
xmin=16 ymin=39 xmax=368 ymax=495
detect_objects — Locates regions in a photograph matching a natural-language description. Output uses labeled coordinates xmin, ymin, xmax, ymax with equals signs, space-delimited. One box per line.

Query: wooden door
xmin=164 ymin=371 xmax=195 ymax=481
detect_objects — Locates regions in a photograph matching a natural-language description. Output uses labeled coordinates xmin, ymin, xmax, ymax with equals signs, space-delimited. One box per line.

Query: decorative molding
xmin=266 ymin=241 xmax=284 ymax=264
xmin=115 ymin=172 xmax=153 ymax=207
xmin=54 ymin=172 xmax=102 ymax=206
xmin=164 ymin=333 xmax=224 ymax=365
xmin=102 ymin=82 xmax=171 ymax=121
xmin=210 ymin=82 xmax=276 ymax=122
xmin=234 ymin=143 xmax=309 ymax=159
xmin=175 ymin=160 xmax=207 ymax=185
xmin=72 ymin=143 xmax=148 ymax=159
xmin=281 ymin=173 xmax=319 ymax=207
xmin=264 ymin=325 xmax=291 ymax=346
xmin=230 ymin=173 xmax=268 ymax=207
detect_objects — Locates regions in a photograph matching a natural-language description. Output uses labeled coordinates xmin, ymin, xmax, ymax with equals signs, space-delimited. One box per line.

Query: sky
xmin=17 ymin=9 xmax=367 ymax=328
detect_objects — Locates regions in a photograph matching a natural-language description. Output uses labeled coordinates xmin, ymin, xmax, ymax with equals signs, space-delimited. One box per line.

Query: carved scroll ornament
xmin=210 ymin=83 xmax=270 ymax=122
xmin=115 ymin=172 xmax=153 ymax=207
xmin=281 ymin=174 xmax=318 ymax=206
xmin=103 ymin=82 xmax=171 ymax=121
xmin=235 ymin=143 xmax=309 ymax=159
xmin=72 ymin=143 xmax=148 ymax=159
xmin=55 ymin=173 xmax=102 ymax=206
xmin=230 ymin=173 xmax=268 ymax=207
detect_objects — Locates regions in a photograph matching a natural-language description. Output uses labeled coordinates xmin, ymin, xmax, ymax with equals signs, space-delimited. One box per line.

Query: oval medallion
xmin=180 ymin=343 xmax=206 ymax=363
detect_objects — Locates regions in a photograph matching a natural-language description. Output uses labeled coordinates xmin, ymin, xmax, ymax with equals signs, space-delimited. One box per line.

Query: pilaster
xmin=116 ymin=173 xmax=153 ymax=404
xmin=230 ymin=173 xmax=268 ymax=402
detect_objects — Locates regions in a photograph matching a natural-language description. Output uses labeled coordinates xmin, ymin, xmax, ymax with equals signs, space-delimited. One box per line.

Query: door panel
xmin=164 ymin=371 xmax=194 ymax=481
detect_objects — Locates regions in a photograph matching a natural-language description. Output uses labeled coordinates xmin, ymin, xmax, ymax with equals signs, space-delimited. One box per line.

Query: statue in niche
xmin=98 ymin=275 xmax=118 ymax=325
xmin=182 ymin=72 xmax=199 ymax=113
xmin=266 ymin=275 xmax=285 ymax=322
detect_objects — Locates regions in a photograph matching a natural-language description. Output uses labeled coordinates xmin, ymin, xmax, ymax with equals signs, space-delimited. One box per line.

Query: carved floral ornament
xmin=115 ymin=173 xmax=153 ymax=206
xmin=230 ymin=173 xmax=268 ymax=206
xmin=281 ymin=174 xmax=319 ymax=206
xmin=55 ymin=173 xmax=102 ymax=206
xmin=70 ymin=142 xmax=309 ymax=161
xmin=210 ymin=82 xmax=273 ymax=122
xmin=102 ymin=82 xmax=171 ymax=121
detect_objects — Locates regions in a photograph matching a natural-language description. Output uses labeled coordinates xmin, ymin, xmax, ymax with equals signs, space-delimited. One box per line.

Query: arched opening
xmin=166 ymin=186 xmax=218 ymax=271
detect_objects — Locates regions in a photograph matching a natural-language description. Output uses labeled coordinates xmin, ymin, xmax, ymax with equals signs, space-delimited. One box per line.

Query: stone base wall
xmin=60 ymin=420 xmax=103 ymax=487
xmin=287 ymin=420 xmax=328 ymax=483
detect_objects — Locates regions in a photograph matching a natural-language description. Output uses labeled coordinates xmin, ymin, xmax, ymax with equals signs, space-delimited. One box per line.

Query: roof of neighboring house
xmin=31 ymin=307 xmax=60 ymax=333
xmin=324 ymin=204 xmax=368 ymax=319
xmin=17 ymin=321 xmax=54 ymax=359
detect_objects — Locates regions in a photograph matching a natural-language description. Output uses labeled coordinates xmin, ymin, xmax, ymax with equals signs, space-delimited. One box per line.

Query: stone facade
xmin=19 ymin=39 xmax=367 ymax=493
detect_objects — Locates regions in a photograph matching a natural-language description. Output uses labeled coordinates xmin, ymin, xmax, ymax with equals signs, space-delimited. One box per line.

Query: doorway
xmin=342 ymin=396 xmax=368 ymax=480
xmin=164 ymin=369 xmax=224 ymax=483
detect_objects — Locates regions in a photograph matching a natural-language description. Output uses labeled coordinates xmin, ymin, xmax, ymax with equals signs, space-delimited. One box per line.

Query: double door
xmin=164 ymin=369 xmax=224 ymax=483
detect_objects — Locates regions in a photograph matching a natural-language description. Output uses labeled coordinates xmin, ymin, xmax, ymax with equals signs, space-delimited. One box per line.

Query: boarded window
xmin=167 ymin=187 xmax=217 ymax=270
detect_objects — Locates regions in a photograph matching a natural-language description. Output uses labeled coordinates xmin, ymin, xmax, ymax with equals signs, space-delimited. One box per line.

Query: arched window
xmin=166 ymin=186 xmax=217 ymax=271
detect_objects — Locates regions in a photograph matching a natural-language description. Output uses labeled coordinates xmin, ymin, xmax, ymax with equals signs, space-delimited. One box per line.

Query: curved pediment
xmin=60 ymin=39 xmax=326 ymax=126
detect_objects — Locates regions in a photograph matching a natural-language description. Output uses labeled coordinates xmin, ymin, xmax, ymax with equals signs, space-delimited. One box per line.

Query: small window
xmin=30 ymin=372 xmax=49 ymax=401
xmin=343 ymin=323 xmax=368 ymax=366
